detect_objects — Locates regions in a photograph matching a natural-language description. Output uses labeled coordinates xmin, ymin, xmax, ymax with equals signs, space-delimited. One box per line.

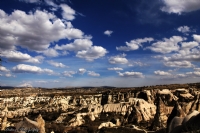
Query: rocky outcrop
xmin=167 ymin=101 xmax=186 ymax=133
xmin=68 ymin=113 xmax=85 ymax=127
xmin=169 ymin=110 xmax=200 ymax=133
xmin=1 ymin=86 xmax=200 ymax=133
xmin=98 ymin=122 xmax=116 ymax=129
xmin=150 ymin=97 xmax=166 ymax=131
xmin=14 ymin=114 xmax=45 ymax=133
xmin=125 ymin=98 xmax=156 ymax=125
xmin=1 ymin=115 xmax=7 ymax=130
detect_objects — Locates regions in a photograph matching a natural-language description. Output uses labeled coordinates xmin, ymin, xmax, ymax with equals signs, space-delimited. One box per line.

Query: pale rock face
xmin=130 ymin=98 xmax=156 ymax=121
xmin=131 ymin=125 xmax=147 ymax=133
xmin=103 ymin=103 xmax=129 ymax=115
xmin=69 ymin=113 xmax=85 ymax=127
xmin=14 ymin=114 xmax=45 ymax=133
xmin=98 ymin=122 xmax=116 ymax=129
xmin=88 ymin=112 xmax=96 ymax=121
xmin=168 ymin=116 xmax=184 ymax=133
xmin=182 ymin=110 xmax=199 ymax=124
xmin=1 ymin=115 xmax=7 ymax=130
xmin=169 ymin=110 xmax=200 ymax=133
xmin=115 ymin=118 xmax=121 ymax=126
xmin=55 ymin=113 xmax=68 ymax=123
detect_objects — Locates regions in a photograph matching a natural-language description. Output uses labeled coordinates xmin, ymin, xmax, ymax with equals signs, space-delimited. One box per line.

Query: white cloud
xmin=60 ymin=4 xmax=76 ymax=21
xmin=43 ymin=48 xmax=59 ymax=57
xmin=63 ymin=71 xmax=76 ymax=77
xmin=78 ymin=68 xmax=86 ymax=74
xmin=107 ymin=67 xmax=123 ymax=71
xmin=193 ymin=34 xmax=200 ymax=42
xmin=146 ymin=36 xmax=184 ymax=53
xmin=0 ymin=50 xmax=43 ymax=63
xmin=18 ymin=83 xmax=33 ymax=87
xmin=177 ymin=26 xmax=190 ymax=33
xmin=186 ymin=71 xmax=200 ymax=77
xmin=5 ymin=73 xmax=15 ymax=78
xmin=161 ymin=0 xmax=200 ymax=14
xmin=53 ymin=80 xmax=60 ymax=83
xmin=12 ymin=64 xmax=54 ymax=74
xmin=61 ymin=51 xmax=69 ymax=55
xmin=44 ymin=0 xmax=58 ymax=7
xmin=161 ymin=39 xmax=200 ymax=62
xmin=175 ymin=74 xmax=187 ymax=78
xmin=194 ymin=68 xmax=200 ymax=71
xmin=108 ymin=54 xmax=128 ymax=64
xmin=76 ymin=46 xmax=108 ymax=61
xmin=0 ymin=9 xmax=84 ymax=51
xmin=55 ymin=39 xmax=93 ymax=52
xmin=19 ymin=0 xmax=40 ymax=3
xmin=117 ymin=71 xmax=144 ymax=78
xmin=128 ymin=61 xmax=148 ymax=67
xmin=46 ymin=60 xmax=67 ymax=68
xmin=35 ymin=80 xmax=48 ymax=84
xmin=164 ymin=61 xmax=194 ymax=68
xmin=0 ymin=66 xmax=10 ymax=72
xmin=117 ymin=37 xmax=154 ymax=51
xmin=154 ymin=70 xmax=171 ymax=76
xmin=181 ymin=41 xmax=198 ymax=50
xmin=88 ymin=71 xmax=100 ymax=77
xmin=104 ymin=30 xmax=113 ymax=36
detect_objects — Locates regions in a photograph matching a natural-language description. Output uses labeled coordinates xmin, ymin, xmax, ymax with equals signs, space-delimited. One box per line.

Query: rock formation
xmin=1 ymin=84 xmax=200 ymax=132
xmin=14 ymin=114 xmax=45 ymax=133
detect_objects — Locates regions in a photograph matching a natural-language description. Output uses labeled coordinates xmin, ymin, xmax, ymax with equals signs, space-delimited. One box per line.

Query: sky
xmin=1 ymin=0 xmax=200 ymax=88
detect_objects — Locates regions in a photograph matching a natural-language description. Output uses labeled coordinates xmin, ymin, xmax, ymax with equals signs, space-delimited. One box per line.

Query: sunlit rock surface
xmin=0 ymin=83 xmax=200 ymax=132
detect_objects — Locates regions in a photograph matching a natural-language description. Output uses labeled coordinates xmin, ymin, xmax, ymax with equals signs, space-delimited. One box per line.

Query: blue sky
xmin=1 ymin=0 xmax=200 ymax=87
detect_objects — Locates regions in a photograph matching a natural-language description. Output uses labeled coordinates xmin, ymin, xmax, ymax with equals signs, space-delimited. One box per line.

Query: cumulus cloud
xmin=107 ymin=67 xmax=123 ymax=71
xmin=177 ymin=26 xmax=190 ymax=33
xmin=176 ymin=74 xmax=187 ymax=78
xmin=161 ymin=0 xmax=200 ymax=14
xmin=5 ymin=73 xmax=15 ymax=78
xmin=55 ymin=39 xmax=93 ymax=52
xmin=164 ymin=61 xmax=194 ymax=68
xmin=146 ymin=36 xmax=184 ymax=53
xmin=35 ymin=80 xmax=48 ymax=84
xmin=186 ymin=71 xmax=200 ymax=77
xmin=0 ymin=66 xmax=10 ymax=72
xmin=18 ymin=83 xmax=33 ymax=87
xmin=193 ymin=34 xmax=200 ymax=42
xmin=0 ymin=9 xmax=84 ymax=51
xmin=44 ymin=0 xmax=58 ymax=7
xmin=46 ymin=60 xmax=67 ymax=68
xmin=0 ymin=50 xmax=43 ymax=63
xmin=55 ymin=38 xmax=107 ymax=61
xmin=104 ymin=30 xmax=113 ymax=36
xmin=128 ymin=61 xmax=148 ymax=67
xmin=62 ymin=71 xmax=76 ymax=77
xmin=108 ymin=54 xmax=128 ymax=64
xmin=12 ymin=64 xmax=54 ymax=74
xmin=78 ymin=68 xmax=86 ymax=74
xmin=117 ymin=71 xmax=144 ymax=78
xmin=19 ymin=0 xmax=40 ymax=3
xmin=161 ymin=37 xmax=200 ymax=62
xmin=154 ymin=70 xmax=171 ymax=76
xmin=117 ymin=37 xmax=154 ymax=51
xmin=53 ymin=80 xmax=60 ymax=83
xmin=181 ymin=41 xmax=198 ymax=50
xmin=88 ymin=71 xmax=100 ymax=77
xmin=194 ymin=68 xmax=200 ymax=71
xmin=60 ymin=4 xmax=76 ymax=20
xmin=76 ymin=46 xmax=108 ymax=61
xmin=43 ymin=48 xmax=59 ymax=57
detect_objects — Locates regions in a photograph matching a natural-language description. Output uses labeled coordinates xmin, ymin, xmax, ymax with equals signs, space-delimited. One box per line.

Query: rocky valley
xmin=0 ymin=83 xmax=200 ymax=133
